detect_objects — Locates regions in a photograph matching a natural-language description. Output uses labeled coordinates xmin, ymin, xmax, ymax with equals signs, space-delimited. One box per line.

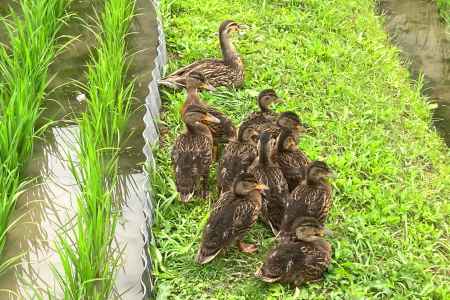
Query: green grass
xmin=151 ymin=0 xmax=450 ymax=299
xmin=53 ymin=0 xmax=135 ymax=298
xmin=0 ymin=0 xmax=71 ymax=271
xmin=437 ymin=0 xmax=450 ymax=26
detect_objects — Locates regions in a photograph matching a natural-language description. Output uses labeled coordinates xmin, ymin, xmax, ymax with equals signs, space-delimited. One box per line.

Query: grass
xmin=437 ymin=0 xmax=450 ymax=26
xmin=0 ymin=0 xmax=71 ymax=271
xmin=53 ymin=0 xmax=135 ymax=298
xmin=150 ymin=0 xmax=450 ymax=299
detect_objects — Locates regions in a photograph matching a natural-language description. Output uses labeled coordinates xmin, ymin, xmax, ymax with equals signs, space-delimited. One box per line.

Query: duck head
xmin=233 ymin=173 xmax=268 ymax=197
xmin=186 ymin=71 xmax=215 ymax=91
xmin=237 ymin=126 xmax=259 ymax=146
xmin=257 ymin=89 xmax=283 ymax=112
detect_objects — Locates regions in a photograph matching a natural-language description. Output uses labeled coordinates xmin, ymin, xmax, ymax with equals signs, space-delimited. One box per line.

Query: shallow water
xmin=380 ymin=0 xmax=450 ymax=146
xmin=0 ymin=0 xmax=157 ymax=298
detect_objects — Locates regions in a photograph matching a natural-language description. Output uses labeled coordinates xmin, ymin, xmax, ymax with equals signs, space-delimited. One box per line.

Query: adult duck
xmin=159 ymin=20 xmax=246 ymax=90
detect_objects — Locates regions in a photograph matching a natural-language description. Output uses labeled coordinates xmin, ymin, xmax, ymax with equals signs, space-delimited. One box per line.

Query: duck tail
xmin=195 ymin=247 xmax=221 ymax=265
xmin=158 ymin=79 xmax=185 ymax=90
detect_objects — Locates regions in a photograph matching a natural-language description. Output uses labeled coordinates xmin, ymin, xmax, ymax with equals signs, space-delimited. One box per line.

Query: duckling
xmin=180 ymin=71 xmax=215 ymax=117
xmin=255 ymin=216 xmax=332 ymax=287
xmin=240 ymin=89 xmax=282 ymax=134
xmin=171 ymin=105 xmax=221 ymax=202
xmin=263 ymin=111 xmax=306 ymax=141
xmin=249 ymin=132 xmax=289 ymax=235
xmin=159 ymin=20 xmax=246 ymax=90
xmin=217 ymin=126 xmax=259 ymax=193
xmin=274 ymin=128 xmax=310 ymax=192
xmin=196 ymin=173 xmax=268 ymax=264
xmin=181 ymin=71 xmax=236 ymax=157
xmin=279 ymin=161 xmax=333 ymax=238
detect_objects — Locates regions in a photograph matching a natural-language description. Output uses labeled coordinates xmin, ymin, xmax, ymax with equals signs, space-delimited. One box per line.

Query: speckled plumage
xmin=240 ymin=110 xmax=278 ymax=135
xmin=251 ymin=165 xmax=289 ymax=233
xmin=257 ymin=238 xmax=331 ymax=286
xmin=280 ymin=162 xmax=333 ymax=234
xmin=197 ymin=185 xmax=262 ymax=264
xmin=218 ymin=141 xmax=257 ymax=193
xmin=250 ymin=133 xmax=289 ymax=234
xmin=276 ymin=151 xmax=310 ymax=191
xmin=171 ymin=133 xmax=213 ymax=199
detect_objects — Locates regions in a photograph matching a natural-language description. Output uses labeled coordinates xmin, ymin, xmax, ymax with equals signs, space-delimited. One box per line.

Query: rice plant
xmin=53 ymin=0 xmax=135 ymax=298
xmin=0 ymin=0 xmax=71 ymax=269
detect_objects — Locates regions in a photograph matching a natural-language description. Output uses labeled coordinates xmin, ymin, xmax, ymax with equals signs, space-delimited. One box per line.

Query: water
xmin=380 ymin=0 xmax=450 ymax=146
xmin=0 ymin=0 xmax=158 ymax=298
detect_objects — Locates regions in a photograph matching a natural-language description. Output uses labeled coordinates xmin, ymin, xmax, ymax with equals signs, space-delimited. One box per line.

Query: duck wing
xmin=159 ymin=59 xmax=226 ymax=89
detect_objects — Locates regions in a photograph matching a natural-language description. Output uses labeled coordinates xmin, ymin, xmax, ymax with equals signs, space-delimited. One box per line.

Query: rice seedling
xmin=0 ymin=0 xmax=71 ymax=270
xmin=150 ymin=0 xmax=450 ymax=298
xmin=53 ymin=0 xmax=136 ymax=298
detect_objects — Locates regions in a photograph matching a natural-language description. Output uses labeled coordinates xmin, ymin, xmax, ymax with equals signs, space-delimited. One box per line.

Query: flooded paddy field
xmin=380 ymin=0 xmax=450 ymax=145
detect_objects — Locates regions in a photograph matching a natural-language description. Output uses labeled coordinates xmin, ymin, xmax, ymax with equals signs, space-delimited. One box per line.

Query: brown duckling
xmin=263 ymin=111 xmax=306 ymax=141
xmin=240 ymin=89 xmax=282 ymax=134
xmin=171 ymin=105 xmax=221 ymax=202
xmin=181 ymin=71 xmax=236 ymax=155
xmin=159 ymin=20 xmax=246 ymax=90
xmin=249 ymin=132 xmax=289 ymax=235
xmin=217 ymin=126 xmax=259 ymax=193
xmin=274 ymin=128 xmax=310 ymax=192
xmin=196 ymin=173 xmax=268 ymax=264
xmin=180 ymin=71 xmax=215 ymax=117
xmin=279 ymin=161 xmax=333 ymax=238
xmin=256 ymin=216 xmax=332 ymax=287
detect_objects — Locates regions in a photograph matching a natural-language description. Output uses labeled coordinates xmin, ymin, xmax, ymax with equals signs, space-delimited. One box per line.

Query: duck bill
xmin=274 ymin=97 xmax=283 ymax=104
xmin=255 ymin=183 xmax=269 ymax=191
xmin=201 ymin=83 xmax=216 ymax=91
xmin=295 ymin=124 xmax=307 ymax=134
xmin=203 ymin=113 xmax=221 ymax=124
xmin=238 ymin=24 xmax=250 ymax=30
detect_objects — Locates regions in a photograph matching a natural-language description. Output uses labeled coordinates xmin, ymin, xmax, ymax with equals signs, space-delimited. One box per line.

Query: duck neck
xmin=259 ymin=141 xmax=271 ymax=166
xmin=186 ymin=86 xmax=201 ymax=104
xmin=258 ymin=101 xmax=270 ymax=113
xmin=220 ymin=30 xmax=240 ymax=67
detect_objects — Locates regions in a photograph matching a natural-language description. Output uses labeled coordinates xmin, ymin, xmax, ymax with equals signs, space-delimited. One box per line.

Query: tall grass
xmin=151 ymin=0 xmax=449 ymax=298
xmin=0 ymin=0 xmax=71 ymax=268
xmin=53 ymin=0 xmax=135 ymax=298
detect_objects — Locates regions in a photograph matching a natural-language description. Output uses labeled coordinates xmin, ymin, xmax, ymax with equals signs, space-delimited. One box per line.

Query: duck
xmin=159 ymin=20 xmax=246 ymax=90
xmin=249 ymin=132 xmax=289 ymax=235
xmin=196 ymin=173 xmax=268 ymax=264
xmin=263 ymin=111 xmax=307 ymax=141
xmin=181 ymin=71 xmax=237 ymax=158
xmin=255 ymin=216 xmax=332 ymax=287
xmin=217 ymin=126 xmax=259 ymax=193
xmin=171 ymin=104 xmax=221 ymax=202
xmin=274 ymin=128 xmax=310 ymax=192
xmin=279 ymin=161 xmax=334 ymax=238
xmin=239 ymin=89 xmax=282 ymax=135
